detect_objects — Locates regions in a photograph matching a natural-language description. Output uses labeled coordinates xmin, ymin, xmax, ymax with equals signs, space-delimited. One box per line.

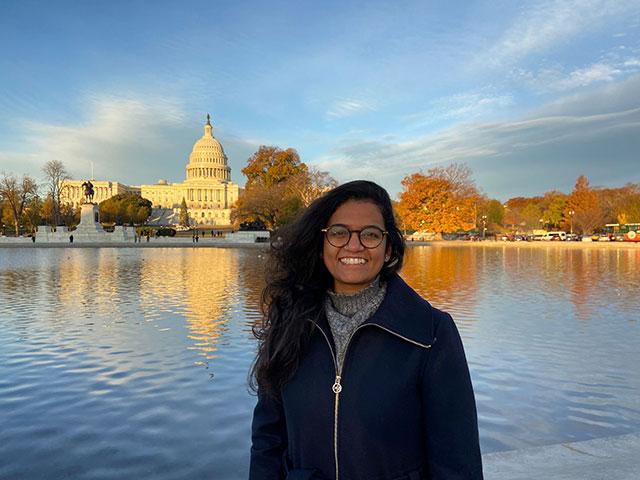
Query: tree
xmin=520 ymin=203 xmax=542 ymax=232
xmin=233 ymin=145 xmax=331 ymax=231
xmin=179 ymin=198 xmax=189 ymax=227
xmin=99 ymin=193 xmax=152 ymax=225
xmin=0 ymin=172 xmax=39 ymax=235
xmin=567 ymin=175 xmax=603 ymax=234
xmin=542 ymin=194 xmax=567 ymax=229
xmin=61 ymin=203 xmax=80 ymax=228
xmin=242 ymin=146 xmax=306 ymax=188
xmin=41 ymin=160 xmax=70 ymax=226
xmin=288 ymin=167 xmax=337 ymax=207
xmin=396 ymin=164 xmax=480 ymax=234
xmin=485 ymin=199 xmax=504 ymax=229
xmin=232 ymin=182 xmax=302 ymax=231
xmin=41 ymin=195 xmax=56 ymax=226
xmin=22 ymin=196 xmax=43 ymax=233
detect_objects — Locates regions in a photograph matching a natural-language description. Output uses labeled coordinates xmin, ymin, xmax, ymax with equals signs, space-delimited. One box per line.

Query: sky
xmin=1 ymin=0 xmax=639 ymax=201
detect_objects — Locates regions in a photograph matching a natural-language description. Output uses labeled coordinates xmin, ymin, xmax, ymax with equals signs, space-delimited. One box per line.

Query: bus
xmin=604 ymin=223 xmax=640 ymax=241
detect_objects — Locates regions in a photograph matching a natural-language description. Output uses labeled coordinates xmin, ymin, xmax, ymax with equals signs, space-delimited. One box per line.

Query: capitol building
xmin=62 ymin=115 xmax=240 ymax=226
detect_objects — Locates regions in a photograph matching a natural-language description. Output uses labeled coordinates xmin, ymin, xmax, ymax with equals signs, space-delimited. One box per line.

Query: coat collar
xmin=312 ymin=273 xmax=436 ymax=349
xmin=364 ymin=273 xmax=436 ymax=347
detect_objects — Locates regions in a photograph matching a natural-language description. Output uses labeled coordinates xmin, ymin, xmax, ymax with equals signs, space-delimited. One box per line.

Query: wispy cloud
xmin=326 ymin=98 xmax=377 ymax=119
xmin=20 ymin=94 xmax=188 ymax=182
xmin=313 ymin=75 xmax=640 ymax=198
xmin=404 ymin=91 xmax=514 ymax=128
xmin=486 ymin=0 xmax=637 ymax=66
xmin=513 ymin=55 xmax=640 ymax=93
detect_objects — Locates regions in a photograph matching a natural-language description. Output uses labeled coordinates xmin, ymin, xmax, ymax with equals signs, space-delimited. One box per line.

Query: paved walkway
xmin=483 ymin=432 xmax=640 ymax=479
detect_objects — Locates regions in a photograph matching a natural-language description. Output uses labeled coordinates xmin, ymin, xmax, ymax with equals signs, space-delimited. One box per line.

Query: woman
xmin=250 ymin=181 xmax=482 ymax=480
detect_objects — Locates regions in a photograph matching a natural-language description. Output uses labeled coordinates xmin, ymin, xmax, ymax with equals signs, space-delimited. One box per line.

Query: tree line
xmin=0 ymin=160 xmax=79 ymax=235
xmin=3 ymin=151 xmax=637 ymax=237
xmin=0 ymin=160 xmax=152 ymax=235
xmin=396 ymin=168 xmax=640 ymax=235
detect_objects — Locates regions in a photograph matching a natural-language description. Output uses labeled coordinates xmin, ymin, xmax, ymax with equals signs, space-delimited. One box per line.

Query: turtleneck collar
xmin=327 ymin=276 xmax=383 ymax=317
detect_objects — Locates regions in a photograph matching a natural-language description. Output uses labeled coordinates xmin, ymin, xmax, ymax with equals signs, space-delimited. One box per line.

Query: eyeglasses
xmin=321 ymin=224 xmax=388 ymax=249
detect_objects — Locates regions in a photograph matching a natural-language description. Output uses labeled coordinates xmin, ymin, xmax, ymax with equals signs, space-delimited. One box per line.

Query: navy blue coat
xmin=250 ymin=274 xmax=483 ymax=480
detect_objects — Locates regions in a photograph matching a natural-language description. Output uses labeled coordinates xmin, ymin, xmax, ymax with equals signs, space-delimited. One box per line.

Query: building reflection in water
xmin=138 ymin=249 xmax=241 ymax=363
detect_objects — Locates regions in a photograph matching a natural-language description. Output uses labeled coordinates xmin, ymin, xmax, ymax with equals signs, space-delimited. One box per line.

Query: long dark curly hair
xmin=250 ymin=180 xmax=405 ymax=398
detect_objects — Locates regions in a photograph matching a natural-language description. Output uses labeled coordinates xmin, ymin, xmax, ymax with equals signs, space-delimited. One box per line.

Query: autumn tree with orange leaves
xmin=232 ymin=146 xmax=336 ymax=231
xmin=566 ymin=175 xmax=604 ymax=234
xmin=396 ymin=164 xmax=480 ymax=234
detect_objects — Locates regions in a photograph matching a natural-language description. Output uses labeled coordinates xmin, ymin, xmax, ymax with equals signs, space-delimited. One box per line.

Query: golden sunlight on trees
xmin=566 ymin=175 xmax=603 ymax=234
xmin=396 ymin=164 xmax=479 ymax=234
xmin=41 ymin=160 xmax=70 ymax=227
xmin=233 ymin=146 xmax=336 ymax=231
xmin=0 ymin=172 xmax=39 ymax=235
xmin=179 ymin=198 xmax=189 ymax=227
xmin=99 ymin=193 xmax=152 ymax=226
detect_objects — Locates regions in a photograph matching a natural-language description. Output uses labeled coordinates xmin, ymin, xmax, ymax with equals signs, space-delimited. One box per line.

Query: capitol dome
xmin=185 ymin=114 xmax=231 ymax=182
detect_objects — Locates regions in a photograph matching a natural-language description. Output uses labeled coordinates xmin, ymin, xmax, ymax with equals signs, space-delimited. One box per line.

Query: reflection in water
xmin=139 ymin=249 xmax=240 ymax=361
xmin=402 ymin=246 xmax=479 ymax=329
xmin=0 ymin=245 xmax=639 ymax=479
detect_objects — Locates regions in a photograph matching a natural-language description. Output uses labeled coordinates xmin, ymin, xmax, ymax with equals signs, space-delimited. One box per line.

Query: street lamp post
xmin=481 ymin=215 xmax=487 ymax=240
xmin=568 ymin=209 xmax=575 ymax=235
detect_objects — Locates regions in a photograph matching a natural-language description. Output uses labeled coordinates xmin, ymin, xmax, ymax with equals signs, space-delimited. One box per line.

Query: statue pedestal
xmin=76 ymin=203 xmax=104 ymax=234
xmin=34 ymin=203 xmax=134 ymax=243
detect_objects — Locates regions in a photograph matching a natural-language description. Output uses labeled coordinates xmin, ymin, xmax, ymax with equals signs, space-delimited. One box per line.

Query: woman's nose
xmin=344 ymin=231 xmax=365 ymax=250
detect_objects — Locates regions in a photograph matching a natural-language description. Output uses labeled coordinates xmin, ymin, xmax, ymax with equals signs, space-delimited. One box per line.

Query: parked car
xmin=542 ymin=231 xmax=567 ymax=241
xmin=407 ymin=231 xmax=435 ymax=241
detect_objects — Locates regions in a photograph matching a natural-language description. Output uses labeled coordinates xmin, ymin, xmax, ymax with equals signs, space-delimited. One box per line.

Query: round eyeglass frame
xmin=321 ymin=224 xmax=388 ymax=249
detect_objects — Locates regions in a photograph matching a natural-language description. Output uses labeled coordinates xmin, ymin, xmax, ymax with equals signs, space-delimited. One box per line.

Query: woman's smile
xmin=323 ymin=200 xmax=389 ymax=294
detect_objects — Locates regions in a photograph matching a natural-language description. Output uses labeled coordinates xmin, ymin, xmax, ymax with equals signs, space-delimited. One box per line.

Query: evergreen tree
xmin=179 ymin=198 xmax=189 ymax=227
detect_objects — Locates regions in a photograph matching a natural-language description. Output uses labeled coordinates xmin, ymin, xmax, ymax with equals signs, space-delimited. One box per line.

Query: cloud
xmin=554 ymin=63 xmax=622 ymax=89
xmin=486 ymin=0 xmax=637 ymax=66
xmin=404 ymin=92 xmax=514 ymax=128
xmin=326 ymin=98 xmax=377 ymax=119
xmin=513 ymin=56 xmax=640 ymax=93
xmin=1 ymin=93 xmax=259 ymax=187
xmin=313 ymin=75 xmax=640 ymax=199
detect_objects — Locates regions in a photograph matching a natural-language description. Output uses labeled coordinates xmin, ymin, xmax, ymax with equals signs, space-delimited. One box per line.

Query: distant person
xmin=69 ymin=234 xmax=74 ymax=244
xmin=249 ymin=181 xmax=483 ymax=479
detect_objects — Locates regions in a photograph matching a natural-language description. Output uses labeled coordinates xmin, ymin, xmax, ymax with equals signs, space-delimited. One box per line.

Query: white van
xmin=541 ymin=231 xmax=567 ymax=241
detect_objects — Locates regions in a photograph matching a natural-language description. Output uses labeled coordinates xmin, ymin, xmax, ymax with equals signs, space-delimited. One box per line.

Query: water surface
xmin=1 ymin=245 xmax=639 ymax=479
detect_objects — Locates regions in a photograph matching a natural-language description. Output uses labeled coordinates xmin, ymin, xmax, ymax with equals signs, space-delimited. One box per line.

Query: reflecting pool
xmin=1 ymin=245 xmax=639 ymax=479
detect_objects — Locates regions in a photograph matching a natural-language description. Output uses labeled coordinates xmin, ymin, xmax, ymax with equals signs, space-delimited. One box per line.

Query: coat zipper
xmin=312 ymin=320 xmax=433 ymax=480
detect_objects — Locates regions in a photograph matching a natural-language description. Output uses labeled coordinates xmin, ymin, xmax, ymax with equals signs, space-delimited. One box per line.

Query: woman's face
xmin=323 ymin=200 xmax=390 ymax=294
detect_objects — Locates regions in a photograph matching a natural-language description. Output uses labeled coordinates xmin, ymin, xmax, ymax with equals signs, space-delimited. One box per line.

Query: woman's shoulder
xmin=377 ymin=274 xmax=454 ymax=346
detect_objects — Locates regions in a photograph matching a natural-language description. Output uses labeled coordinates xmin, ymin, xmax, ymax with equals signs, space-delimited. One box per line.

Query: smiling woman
xmin=249 ymin=181 xmax=483 ymax=480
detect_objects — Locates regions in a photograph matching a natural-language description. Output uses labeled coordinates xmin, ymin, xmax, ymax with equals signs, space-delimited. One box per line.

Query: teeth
xmin=340 ymin=257 xmax=366 ymax=265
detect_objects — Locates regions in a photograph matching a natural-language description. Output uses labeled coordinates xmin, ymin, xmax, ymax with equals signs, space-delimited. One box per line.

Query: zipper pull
xmin=332 ymin=375 xmax=342 ymax=394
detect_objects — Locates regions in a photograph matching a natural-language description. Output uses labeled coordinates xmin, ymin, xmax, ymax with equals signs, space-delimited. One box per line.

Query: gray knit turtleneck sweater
xmin=325 ymin=278 xmax=387 ymax=371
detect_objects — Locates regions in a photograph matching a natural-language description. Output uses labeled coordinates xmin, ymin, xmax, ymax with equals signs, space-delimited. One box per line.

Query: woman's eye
xmin=362 ymin=231 xmax=380 ymax=240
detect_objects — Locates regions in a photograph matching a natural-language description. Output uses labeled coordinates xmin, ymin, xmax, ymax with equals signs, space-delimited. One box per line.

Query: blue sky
xmin=1 ymin=0 xmax=639 ymax=201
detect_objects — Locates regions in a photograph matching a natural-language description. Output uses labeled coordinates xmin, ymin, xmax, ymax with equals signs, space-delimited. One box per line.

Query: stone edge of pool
xmin=1 ymin=239 xmax=639 ymax=248
xmin=482 ymin=432 xmax=640 ymax=480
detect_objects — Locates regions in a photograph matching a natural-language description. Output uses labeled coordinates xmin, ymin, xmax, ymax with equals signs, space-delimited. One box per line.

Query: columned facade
xmin=140 ymin=115 xmax=240 ymax=225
